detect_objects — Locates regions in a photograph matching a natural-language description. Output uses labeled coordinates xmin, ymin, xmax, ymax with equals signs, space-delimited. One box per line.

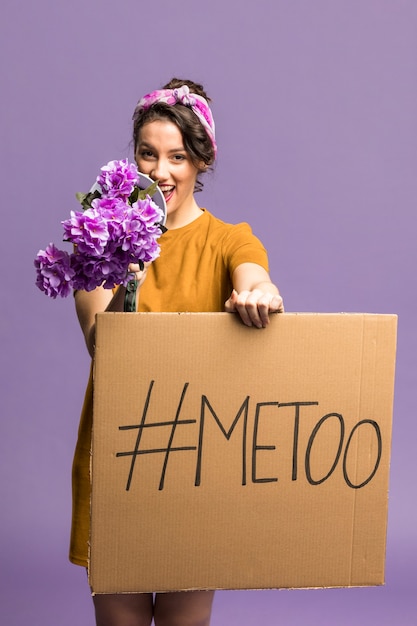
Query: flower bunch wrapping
xmin=35 ymin=160 xmax=165 ymax=298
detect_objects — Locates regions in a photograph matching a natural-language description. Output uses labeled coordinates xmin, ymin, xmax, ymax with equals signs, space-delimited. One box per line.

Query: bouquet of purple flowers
xmin=34 ymin=159 xmax=166 ymax=298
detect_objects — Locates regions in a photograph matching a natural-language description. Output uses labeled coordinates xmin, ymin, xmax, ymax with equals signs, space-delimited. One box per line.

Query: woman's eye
xmin=139 ymin=150 xmax=154 ymax=159
xmin=173 ymin=154 xmax=186 ymax=161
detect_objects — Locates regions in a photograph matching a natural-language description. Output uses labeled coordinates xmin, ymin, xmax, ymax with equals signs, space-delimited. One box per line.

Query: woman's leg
xmin=154 ymin=590 xmax=215 ymax=626
xmin=93 ymin=593 xmax=154 ymax=626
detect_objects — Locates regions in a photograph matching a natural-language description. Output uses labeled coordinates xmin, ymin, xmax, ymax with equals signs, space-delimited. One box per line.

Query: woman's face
xmin=135 ymin=119 xmax=201 ymax=228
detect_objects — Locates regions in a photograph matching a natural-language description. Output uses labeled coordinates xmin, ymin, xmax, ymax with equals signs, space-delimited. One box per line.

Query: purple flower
xmin=96 ymin=159 xmax=139 ymax=199
xmin=62 ymin=207 xmax=109 ymax=255
xmin=93 ymin=197 xmax=129 ymax=249
xmin=35 ymin=159 xmax=165 ymax=298
xmin=34 ymin=244 xmax=75 ymax=298
xmin=132 ymin=195 xmax=165 ymax=227
xmin=70 ymin=251 xmax=128 ymax=291
xmin=120 ymin=200 xmax=162 ymax=262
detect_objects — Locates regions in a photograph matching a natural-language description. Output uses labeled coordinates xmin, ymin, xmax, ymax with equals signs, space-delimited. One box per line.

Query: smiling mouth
xmin=159 ymin=185 xmax=175 ymax=202
xmin=159 ymin=185 xmax=174 ymax=195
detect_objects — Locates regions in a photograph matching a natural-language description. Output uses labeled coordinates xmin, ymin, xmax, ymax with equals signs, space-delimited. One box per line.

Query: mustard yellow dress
xmin=69 ymin=209 xmax=269 ymax=566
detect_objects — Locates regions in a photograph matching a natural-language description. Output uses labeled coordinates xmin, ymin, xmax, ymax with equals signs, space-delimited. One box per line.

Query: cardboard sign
xmin=89 ymin=312 xmax=397 ymax=594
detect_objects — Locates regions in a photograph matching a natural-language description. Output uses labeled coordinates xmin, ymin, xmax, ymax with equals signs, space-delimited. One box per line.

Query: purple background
xmin=1 ymin=1 xmax=416 ymax=624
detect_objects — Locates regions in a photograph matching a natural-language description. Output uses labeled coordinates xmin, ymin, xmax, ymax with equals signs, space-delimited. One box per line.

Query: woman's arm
xmin=224 ymin=262 xmax=284 ymax=328
xmin=74 ymin=287 xmax=123 ymax=358
xmin=75 ymin=264 xmax=148 ymax=358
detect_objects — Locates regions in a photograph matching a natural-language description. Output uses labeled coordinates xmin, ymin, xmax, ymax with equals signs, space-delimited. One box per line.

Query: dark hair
xmin=132 ymin=78 xmax=215 ymax=190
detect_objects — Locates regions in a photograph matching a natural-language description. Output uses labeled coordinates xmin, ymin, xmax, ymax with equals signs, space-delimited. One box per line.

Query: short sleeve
xmin=222 ymin=222 xmax=269 ymax=276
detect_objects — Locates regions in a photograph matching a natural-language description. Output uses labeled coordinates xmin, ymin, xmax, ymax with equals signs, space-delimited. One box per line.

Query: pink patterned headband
xmin=133 ymin=85 xmax=217 ymax=156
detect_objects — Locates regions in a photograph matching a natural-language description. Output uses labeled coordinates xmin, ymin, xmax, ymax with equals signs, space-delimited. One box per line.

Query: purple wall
xmin=1 ymin=1 xmax=416 ymax=624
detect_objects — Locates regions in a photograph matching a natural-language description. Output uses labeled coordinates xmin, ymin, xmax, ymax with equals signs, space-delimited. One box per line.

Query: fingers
xmin=128 ymin=261 xmax=150 ymax=286
xmin=225 ymin=289 xmax=284 ymax=328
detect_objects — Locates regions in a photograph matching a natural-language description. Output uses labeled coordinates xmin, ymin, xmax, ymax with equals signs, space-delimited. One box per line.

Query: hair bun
xmin=162 ymin=78 xmax=211 ymax=103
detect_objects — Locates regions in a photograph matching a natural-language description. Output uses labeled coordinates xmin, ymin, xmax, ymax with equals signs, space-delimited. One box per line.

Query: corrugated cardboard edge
xmin=88 ymin=312 xmax=397 ymax=593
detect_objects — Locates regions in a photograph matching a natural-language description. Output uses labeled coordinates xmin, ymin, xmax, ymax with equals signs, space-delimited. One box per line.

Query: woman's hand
xmin=127 ymin=261 xmax=150 ymax=287
xmin=225 ymin=288 xmax=284 ymax=328
xmin=224 ymin=262 xmax=284 ymax=328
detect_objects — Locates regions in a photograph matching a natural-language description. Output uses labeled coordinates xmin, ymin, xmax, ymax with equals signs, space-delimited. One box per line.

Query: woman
xmin=71 ymin=78 xmax=284 ymax=626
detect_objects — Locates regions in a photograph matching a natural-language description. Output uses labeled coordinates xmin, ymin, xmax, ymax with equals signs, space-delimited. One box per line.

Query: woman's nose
xmin=150 ymin=159 xmax=169 ymax=181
